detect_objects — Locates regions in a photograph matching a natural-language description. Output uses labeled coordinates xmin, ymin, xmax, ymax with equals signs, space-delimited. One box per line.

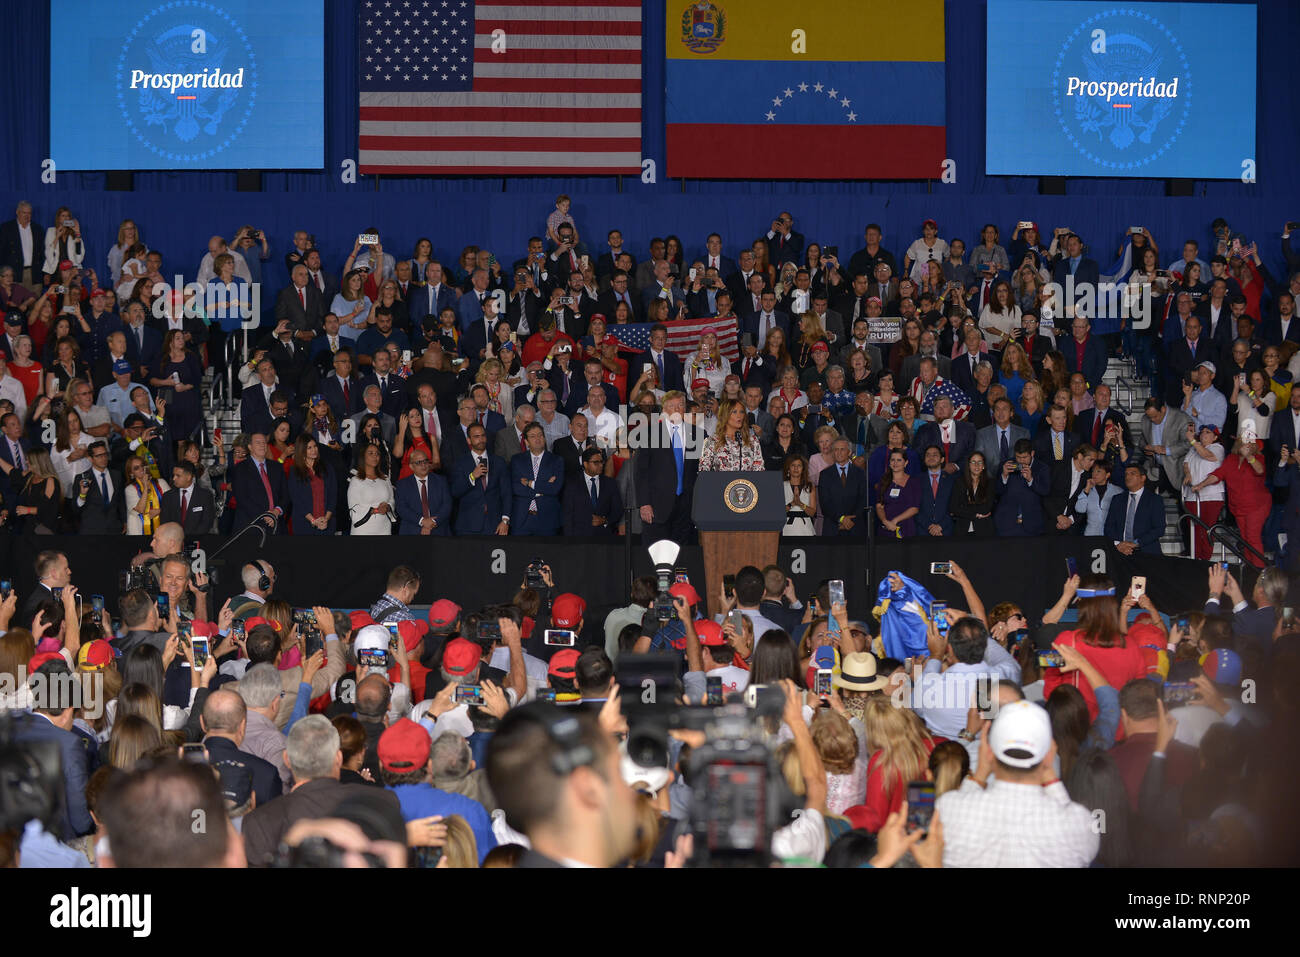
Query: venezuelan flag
xmin=665 ymin=0 xmax=946 ymax=179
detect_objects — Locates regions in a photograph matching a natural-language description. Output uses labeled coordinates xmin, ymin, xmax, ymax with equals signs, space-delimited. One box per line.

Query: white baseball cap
xmin=988 ymin=700 xmax=1053 ymax=769
xmin=620 ymin=746 xmax=672 ymax=796
xmin=353 ymin=624 xmax=392 ymax=655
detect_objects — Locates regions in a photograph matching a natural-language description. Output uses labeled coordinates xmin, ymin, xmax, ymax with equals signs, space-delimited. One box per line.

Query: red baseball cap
xmin=349 ymin=610 xmax=376 ymax=631
xmin=427 ymin=599 xmax=461 ymax=629
xmin=245 ymin=615 xmax=281 ymax=633
xmin=691 ymin=378 xmax=709 ymax=391
xmin=77 ymin=640 xmax=115 ymax=670
xmin=551 ymin=593 xmax=586 ymax=629
xmin=397 ymin=619 xmax=428 ymax=652
xmin=191 ymin=620 xmax=219 ymax=639
xmin=922 ymin=218 xmax=938 ymax=230
xmin=695 ymin=619 xmax=726 ymax=646
xmin=811 ymin=341 xmax=830 ymax=353
xmin=28 ymin=651 xmax=64 ymax=673
xmin=441 ymin=637 xmax=480 ymax=676
xmin=378 ymin=718 xmax=431 ymax=772
xmin=90 ymin=287 xmax=110 ymax=299
xmin=548 ymin=647 xmax=581 ymax=680
xmin=669 ymin=581 xmax=700 ymax=606
xmin=58 ymin=259 xmax=74 ymax=271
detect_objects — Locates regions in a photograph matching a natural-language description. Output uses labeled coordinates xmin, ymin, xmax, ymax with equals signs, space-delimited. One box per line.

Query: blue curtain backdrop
xmin=2 ymin=0 xmax=1295 ymax=295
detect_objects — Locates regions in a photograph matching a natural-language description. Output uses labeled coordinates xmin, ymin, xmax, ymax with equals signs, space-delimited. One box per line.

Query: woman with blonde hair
xmin=774 ymin=261 xmax=798 ymax=300
xmin=851 ymin=695 xmax=934 ymax=832
xmin=793 ymin=311 xmax=828 ymax=369
xmin=699 ymin=399 xmax=763 ymax=472
xmin=1019 ymin=379 xmax=1047 ymax=437
xmin=685 ymin=330 xmax=730 ymax=396
xmin=928 ymin=740 xmax=970 ymax=797
xmin=13 ymin=447 xmax=61 ymax=533
xmin=475 ymin=356 xmax=513 ymax=420
xmin=439 ymin=815 xmax=480 ymax=868
xmin=107 ymin=219 xmax=144 ymax=282
xmin=123 ymin=454 xmax=169 ymax=536
xmin=812 ymin=709 xmax=866 ymax=815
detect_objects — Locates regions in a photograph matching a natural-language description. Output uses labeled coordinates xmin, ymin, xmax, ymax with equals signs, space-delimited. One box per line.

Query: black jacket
xmin=240 ymin=777 xmax=401 ymax=867
xmin=204 ymin=734 xmax=283 ymax=808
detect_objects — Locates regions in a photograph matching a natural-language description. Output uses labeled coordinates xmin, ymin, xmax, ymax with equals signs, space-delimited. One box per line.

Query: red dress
xmin=1042 ymin=630 xmax=1147 ymax=738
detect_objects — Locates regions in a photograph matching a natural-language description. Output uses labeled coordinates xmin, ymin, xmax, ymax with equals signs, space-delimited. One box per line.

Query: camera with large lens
xmin=0 ymin=715 xmax=63 ymax=837
xmin=525 ymin=559 xmax=547 ymax=590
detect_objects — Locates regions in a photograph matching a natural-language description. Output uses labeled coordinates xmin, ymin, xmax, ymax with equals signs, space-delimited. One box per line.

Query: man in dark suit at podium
xmin=818 ymin=437 xmax=868 ymax=536
xmin=562 ymin=446 xmax=623 ymax=537
xmin=634 ymin=391 xmax=698 ymax=544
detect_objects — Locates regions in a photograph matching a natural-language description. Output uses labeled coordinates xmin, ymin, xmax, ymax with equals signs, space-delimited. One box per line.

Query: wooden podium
xmin=691 ymin=472 xmax=787 ymax=619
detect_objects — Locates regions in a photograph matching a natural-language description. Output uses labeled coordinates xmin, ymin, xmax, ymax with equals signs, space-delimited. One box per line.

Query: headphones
xmin=249 ymin=560 xmax=272 ymax=593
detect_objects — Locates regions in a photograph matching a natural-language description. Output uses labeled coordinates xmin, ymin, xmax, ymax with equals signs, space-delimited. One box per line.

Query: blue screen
xmin=986 ymin=0 xmax=1256 ymax=178
xmin=50 ymin=0 xmax=324 ymax=170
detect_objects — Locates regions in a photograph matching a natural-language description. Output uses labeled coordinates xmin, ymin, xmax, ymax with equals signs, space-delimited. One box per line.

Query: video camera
xmin=648 ymin=540 xmax=680 ymax=623
xmin=614 ymin=655 xmax=797 ymax=867
xmin=0 ymin=715 xmax=63 ymax=838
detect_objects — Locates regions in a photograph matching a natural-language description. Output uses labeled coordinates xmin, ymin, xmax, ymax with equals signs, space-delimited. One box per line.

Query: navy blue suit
xmin=561 ymin=470 xmax=623 ymax=536
xmin=359 ymin=371 xmax=409 ymax=419
xmin=994 ymin=458 xmax=1050 ymax=536
xmin=1103 ymin=486 xmax=1166 ymax=555
xmin=817 ymin=462 xmax=869 ymax=536
xmin=395 ymin=472 xmax=452 ymax=535
xmin=950 ymin=350 xmax=998 ymax=395
xmin=240 ymin=382 xmax=278 ymax=433
xmin=564 ymin=381 xmax=620 ymax=419
xmin=912 ymin=420 xmax=977 ymax=471
xmin=915 ymin=470 xmax=956 ymax=536
xmin=1073 ymin=407 xmax=1129 ymax=446
xmin=740 ymin=311 xmax=792 ymax=344
xmin=321 ymin=374 xmax=362 ymax=424
xmin=229 ymin=456 xmax=287 ymax=533
xmin=1275 ymin=463 xmax=1300 ymax=573
xmin=509 ymin=450 xmax=565 ymax=535
xmin=1051 ymin=256 xmax=1101 ymax=308
xmin=631 ymin=349 xmax=686 ymax=393
xmin=123 ymin=324 xmax=162 ymax=378
xmin=7 ymin=712 xmax=94 ymax=841
xmin=1061 ymin=335 xmax=1108 ymax=391
xmin=409 ymin=283 xmax=460 ymax=324
xmin=456 ymin=289 xmax=491 ymax=331
xmin=286 ymin=464 xmax=338 ymax=535
xmin=450 ymin=450 xmax=509 ymax=534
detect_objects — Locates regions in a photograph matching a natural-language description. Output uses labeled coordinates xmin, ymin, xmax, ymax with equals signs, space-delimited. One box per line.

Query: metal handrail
xmin=1208 ymin=522 xmax=1269 ymax=567
xmin=1175 ymin=512 xmax=1269 ymax=567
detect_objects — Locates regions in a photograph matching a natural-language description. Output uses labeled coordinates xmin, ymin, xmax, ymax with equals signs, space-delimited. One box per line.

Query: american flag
xmin=358 ymin=0 xmax=643 ymax=174
xmin=614 ymin=316 xmax=739 ymax=362
xmin=909 ymin=376 xmax=972 ymax=420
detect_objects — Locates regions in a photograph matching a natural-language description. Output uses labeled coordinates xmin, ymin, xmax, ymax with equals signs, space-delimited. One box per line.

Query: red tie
xmin=519 ymin=432 xmax=527 ymax=453
xmin=299 ymin=286 xmax=306 ymax=310
xmin=931 ymin=473 xmax=939 ymax=497
xmin=426 ymin=411 xmax=437 ymax=441
xmin=479 ymin=411 xmax=486 ymax=427
xmin=179 ymin=488 xmax=188 ymax=523
xmin=342 ymin=380 xmax=351 ymax=407
xmin=743 ymin=358 xmax=751 ymax=378
xmin=1092 ymin=414 xmax=1102 ymax=447
xmin=420 ymin=479 xmax=430 ymax=519
xmin=943 ymin=440 xmax=951 ymax=465
xmin=257 ymin=461 xmax=274 ymax=508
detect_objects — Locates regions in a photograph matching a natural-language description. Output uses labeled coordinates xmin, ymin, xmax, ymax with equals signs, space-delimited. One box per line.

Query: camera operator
xmin=486 ymin=700 xmax=639 ymax=868
xmin=112 ymin=587 xmax=176 ymax=657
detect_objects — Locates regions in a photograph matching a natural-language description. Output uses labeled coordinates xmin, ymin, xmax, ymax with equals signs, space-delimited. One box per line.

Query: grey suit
xmin=1136 ymin=407 xmax=1191 ymax=489
xmin=347 ymin=409 xmax=397 ymax=448
xmin=493 ymin=425 xmax=528 ymax=461
xmin=976 ymin=423 xmax=1031 ymax=468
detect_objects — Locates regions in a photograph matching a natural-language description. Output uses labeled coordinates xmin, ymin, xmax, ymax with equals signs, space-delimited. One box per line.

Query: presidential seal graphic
xmin=1051 ymin=7 xmax=1192 ymax=171
xmin=116 ymin=1 xmax=258 ymax=163
xmin=681 ymin=2 xmax=725 ymax=55
xmin=723 ymin=479 xmax=758 ymax=514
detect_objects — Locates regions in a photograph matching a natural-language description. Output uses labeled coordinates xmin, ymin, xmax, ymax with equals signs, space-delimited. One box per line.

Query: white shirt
xmin=1184 ymin=441 xmax=1225 ymax=502
xmin=936 ymin=777 xmax=1099 ymax=868
xmin=718 ymin=607 xmax=782 ymax=643
xmin=0 ymin=372 xmax=26 ymax=423
xmin=581 ymin=407 xmax=621 ymax=447
xmin=770 ymin=808 xmax=826 ymax=864
xmin=17 ymin=223 xmax=33 ymax=267
xmin=705 ymin=664 xmax=750 ymax=694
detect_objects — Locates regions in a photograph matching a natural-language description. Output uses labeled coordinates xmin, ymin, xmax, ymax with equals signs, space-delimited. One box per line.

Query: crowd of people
xmin=0 ymin=200 xmax=1297 ymax=566
xmin=0 ymin=547 xmax=1295 ymax=869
